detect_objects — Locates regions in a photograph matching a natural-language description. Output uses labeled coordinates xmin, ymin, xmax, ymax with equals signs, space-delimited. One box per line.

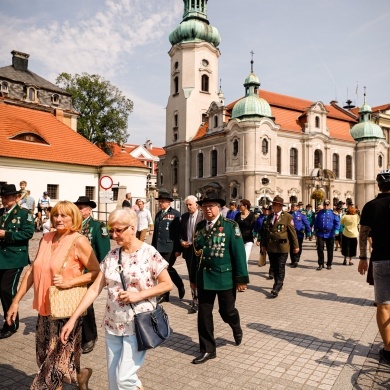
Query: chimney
xmin=11 ymin=50 xmax=30 ymax=71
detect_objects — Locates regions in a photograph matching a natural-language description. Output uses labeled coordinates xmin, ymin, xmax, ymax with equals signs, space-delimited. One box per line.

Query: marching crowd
xmin=1 ymin=169 xmax=390 ymax=389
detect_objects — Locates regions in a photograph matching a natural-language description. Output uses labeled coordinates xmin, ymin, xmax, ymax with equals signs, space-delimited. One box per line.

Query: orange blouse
xmin=33 ymin=232 xmax=84 ymax=316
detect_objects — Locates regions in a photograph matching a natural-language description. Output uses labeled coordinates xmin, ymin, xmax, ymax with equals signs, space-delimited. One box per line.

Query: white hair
xmin=185 ymin=195 xmax=198 ymax=203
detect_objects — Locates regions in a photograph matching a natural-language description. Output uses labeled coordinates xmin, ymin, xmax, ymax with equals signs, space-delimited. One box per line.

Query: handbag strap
xmin=57 ymin=234 xmax=81 ymax=275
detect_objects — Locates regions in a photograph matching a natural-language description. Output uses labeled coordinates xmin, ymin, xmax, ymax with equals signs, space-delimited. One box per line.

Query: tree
xmin=56 ymin=72 xmax=133 ymax=154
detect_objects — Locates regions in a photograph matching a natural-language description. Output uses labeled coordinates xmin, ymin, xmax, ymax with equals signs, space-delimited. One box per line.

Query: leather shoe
xmin=192 ymin=352 xmax=216 ymax=364
xmin=233 ymin=332 xmax=243 ymax=346
xmin=267 ymin=275 xmax=274 ymax=280
xmin=291 ymin=262 xmax=298 ymax=268
xmin=326 ymin=265 xmax=332 ymax=270
xmin=316 ymin=265 xmax=323 ymax=271
xmin=0 ymin=330 xmax=16 ymax=339
xmin=82 ymin=339 xmax=96 ymax=354
xmin=271 ymin=289 xmax=279 ymax=297
xmin=178 ymin=286 xmax=185 ymax=300
xmin=157 ymin=293 xmax=170 ymax=304
xmin=188 ymin=304 xmax=197 ymax=314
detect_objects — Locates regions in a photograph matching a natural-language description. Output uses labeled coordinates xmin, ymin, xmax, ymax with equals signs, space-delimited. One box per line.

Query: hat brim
xmin=0 ymin=190 xmax=21 ymax=196
xmin=74 ymin=200 xmax=97 ymax=209
xmin=155 ymin=196 xmax=174 ymax=202
xmin=272 ymin=200 xmax=285 ymax=206
xmin=197 ymin=198 xmax=226 ymax=208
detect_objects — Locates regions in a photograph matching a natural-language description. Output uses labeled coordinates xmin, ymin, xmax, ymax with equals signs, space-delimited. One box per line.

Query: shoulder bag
xmin=118 ymin=247 xmax=171 ymax=351
xmin=49 ymin=235 xmax=87 ymax=320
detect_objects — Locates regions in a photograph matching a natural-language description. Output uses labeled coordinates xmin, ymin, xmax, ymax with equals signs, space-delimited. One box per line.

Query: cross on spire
xmin=250 ymin=50 xmax=254 ymax=73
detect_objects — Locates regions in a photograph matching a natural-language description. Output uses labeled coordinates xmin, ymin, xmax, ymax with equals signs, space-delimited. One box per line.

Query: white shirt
xmin=136 ymin=208 xmax=153 ymax=231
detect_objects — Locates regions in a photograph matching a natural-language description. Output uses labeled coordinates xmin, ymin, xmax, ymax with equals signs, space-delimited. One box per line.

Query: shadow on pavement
xmin=296 ymin=289 xmax=374 ymax=306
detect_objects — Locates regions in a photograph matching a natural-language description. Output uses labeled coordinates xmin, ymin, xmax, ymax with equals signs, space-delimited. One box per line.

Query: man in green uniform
xmin=261 ymin=196 xmax=299 ymax=298
xmin=74 ymin=196 xmax=110 ymax=353
xmin=0 ymin=184 xmax=34 ymax=339
xmin=190 ymin=193 xmax=249 ymax=364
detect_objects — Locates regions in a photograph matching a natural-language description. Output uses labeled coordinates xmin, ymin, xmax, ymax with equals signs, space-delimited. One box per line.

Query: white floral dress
xmin=100 ymin=243 xmax=168 ymax=336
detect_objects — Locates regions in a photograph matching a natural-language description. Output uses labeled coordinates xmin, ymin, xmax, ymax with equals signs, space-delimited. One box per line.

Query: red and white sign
xmin=100 ymin=175 xmax=113 ymax=190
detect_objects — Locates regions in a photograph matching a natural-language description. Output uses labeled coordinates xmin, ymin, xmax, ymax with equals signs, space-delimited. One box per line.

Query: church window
xmin=290 ymin=148 xmax=298 ymax=175
xmin=174 ymin=61 xmax=179 ymax=70
xmin=202 ymin=59 xmax=209 ymax=67
xmin=172 ymin=158 xmax=178 ymax=184
xmin=332 ymin=154 xmax=339 ymax=178
xmin=211 ymin=150 xmax=218 ymax=176
xmin=379 ymin=154 xmax=383 ymax=168
xmin=214 ymin=115 xmax=218 ymax=128
xmin=346 ymin=155 xmax=352 ymax=179
xmin=198 ymin=153 xmax=204 ymax=178
xmin=262 ymin=139 xmax=269 ymax=155
xmin=314 ymin=149 xmax=322 ymax=168
xmin=174 ymin=77 xmax=179 ymax=94
xmin=233 ymin=139 xmax=239 ymax=156
xmin=315 ymin=116 xmax=320 ymax=128
xmin=174 ymin=113 xmax=178 ymax=128
xmin=289 ymin=196 xmax=297 ymax=204
xmin=201 ymin=74 xmax=209 ymax=92
xmin=231 ymin=187 xmax=238 ymax=198
xmin=277 ymin=146 xmax=281 ymax=173
xmin=173 ymin=132 xmax=178 ymax=142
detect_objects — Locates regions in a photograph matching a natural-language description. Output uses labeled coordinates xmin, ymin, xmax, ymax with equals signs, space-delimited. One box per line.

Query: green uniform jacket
xmin=82 ymin=217 xmax=111 ymax=262
xmin=261 ymin=211 xmax=299 ymax=253
xmin=0 ymin=205 xmax=35 ymax=269
xmin=191 ymin=216 xmax=249 ymax=290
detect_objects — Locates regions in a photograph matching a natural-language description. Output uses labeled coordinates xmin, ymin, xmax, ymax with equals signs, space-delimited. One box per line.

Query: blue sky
xmin=1 ymin=0 xmax=389 ymax=147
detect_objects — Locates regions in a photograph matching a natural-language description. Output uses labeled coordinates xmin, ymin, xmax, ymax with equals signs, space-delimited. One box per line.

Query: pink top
xmin=33 ymin=232 xmax=84 ymax=316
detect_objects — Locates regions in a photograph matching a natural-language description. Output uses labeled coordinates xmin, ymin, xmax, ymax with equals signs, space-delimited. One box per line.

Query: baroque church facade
xmin=160 ymin=0 xmax=390 ymax=209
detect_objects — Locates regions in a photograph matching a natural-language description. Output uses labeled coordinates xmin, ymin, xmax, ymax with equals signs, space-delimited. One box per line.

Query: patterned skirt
xmin=31 ymin=315 xmax=82 ymax=390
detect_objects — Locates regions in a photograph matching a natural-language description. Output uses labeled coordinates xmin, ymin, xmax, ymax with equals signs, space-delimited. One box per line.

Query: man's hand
xmin=358 ymin=259 xmax=368 ymax=275
xmin=293 ymin=247 xmax=299 ymax=253
xmin=237 ymin=283 xmax=247 ymax=292
xmin=180 ymin=241 xmax=190 ymax=248
xmin=0 ymin=230 xmax=5 ymax=238
xmin=190 ymin=282 xmax=197 ymax=291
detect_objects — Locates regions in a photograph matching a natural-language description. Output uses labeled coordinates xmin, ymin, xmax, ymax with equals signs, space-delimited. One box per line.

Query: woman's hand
xmin=118 ymin=290 xmax=142 ymax=303
xmin=60 ymin=318 xmax=76 ymax=344
xmin=6 ymin=302 xmax=19 ymax=326
xmin=53 ymin=274 xmax=72 ymax=289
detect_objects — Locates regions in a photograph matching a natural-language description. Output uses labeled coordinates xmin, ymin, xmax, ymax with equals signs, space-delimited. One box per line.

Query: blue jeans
xmin=105 ymin=331 xmax=146 ymax=390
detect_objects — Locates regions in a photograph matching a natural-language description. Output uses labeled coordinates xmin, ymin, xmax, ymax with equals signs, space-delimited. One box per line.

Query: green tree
xmin=56 ymin=72 xmax=133 ymax=154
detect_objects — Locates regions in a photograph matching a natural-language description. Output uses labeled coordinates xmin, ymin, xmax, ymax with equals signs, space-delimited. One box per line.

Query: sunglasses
xmin=109 ymin=226 xmax=130 ymax=235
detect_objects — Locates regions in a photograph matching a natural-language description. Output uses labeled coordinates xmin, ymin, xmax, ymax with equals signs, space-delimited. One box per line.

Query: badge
xmin=27 ymin=214 xmax=33 ymax=222
xmin=234 ymin=227 xmax=241 ymax=237
xmin=12 ymin=219 xmax=16 ymax=223
xmin=101 ymin=226 xmax=108 ymax=236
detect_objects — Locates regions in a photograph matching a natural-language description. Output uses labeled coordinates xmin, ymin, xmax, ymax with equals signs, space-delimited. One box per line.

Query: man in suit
xmin=151 ymin=189 xmax=184 ymax=303
xmin=261 ymin=196 xmax=299 ymax=298
xmin=0 ymin=184 xmax=34 ymax=339
xmin=178 ymin=195 xmax=204 ymax=313
xmin=74 ymin=195 xmax=111 ymax=353
xmin=190 ymin=193 xmax=249 ymax=364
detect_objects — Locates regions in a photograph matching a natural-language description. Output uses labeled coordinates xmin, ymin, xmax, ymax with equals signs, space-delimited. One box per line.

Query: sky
xmin=1 ymin=0 xmax=389 ymax=147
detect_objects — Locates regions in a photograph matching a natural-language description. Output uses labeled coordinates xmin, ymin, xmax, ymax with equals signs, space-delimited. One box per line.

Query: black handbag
xmin=118 ymin=248 xmax=171 ymax=351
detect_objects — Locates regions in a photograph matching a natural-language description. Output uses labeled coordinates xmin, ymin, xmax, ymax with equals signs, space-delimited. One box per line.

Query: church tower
xmin=161 ymin=0 xmax=221 ymax=197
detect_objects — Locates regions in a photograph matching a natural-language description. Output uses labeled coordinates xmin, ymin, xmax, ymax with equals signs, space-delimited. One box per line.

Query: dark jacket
xmin=151 ymin=207 xmax=181 ymax=253
xmin=0 ymin=204 xmax=35 ymax=269
xmin=178 ymin=210 xmax=204 ymax=260
xmin=234 ymin=211 xmax=256 ymax=243
xmin=81 ymin=216 xmax=111 ymax=262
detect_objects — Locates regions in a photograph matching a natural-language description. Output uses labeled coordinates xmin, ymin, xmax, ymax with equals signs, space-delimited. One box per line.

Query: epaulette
xmin=223 ymin=217 xmax=236 ymax=225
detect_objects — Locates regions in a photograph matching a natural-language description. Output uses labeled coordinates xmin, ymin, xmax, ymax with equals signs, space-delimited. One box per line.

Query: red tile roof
xmin=103 ymin=149 xmax=146 ymax=168
xmin=0 ymin=102 xmax=146 ymax=168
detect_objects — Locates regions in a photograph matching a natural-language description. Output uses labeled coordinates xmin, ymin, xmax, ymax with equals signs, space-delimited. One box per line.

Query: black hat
xmin=0 ymin=184 xmax=21 ymax=196
xmin=297 ymin=201 xmax=303 ymax=206
xmin=197 ymin=192 xmax=226 ymax=207
xmin=74 ymin=196 xmax=96 ymax=209
xmin=155 ymin=189 xmax=174 ymax=202
xmin=306 ymin=204 xmax=312 ymax=208
xmin=272 ymin=195 xmax=285 ymax=206
xmin=323 ymin=199 xmax=331 ymax=205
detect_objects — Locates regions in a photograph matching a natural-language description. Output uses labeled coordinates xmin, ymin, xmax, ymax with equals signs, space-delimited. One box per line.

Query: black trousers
xmin=197 ymin=287 xmax=241 ymax=353
xmin=82 ymin=303 xmax=98 ymax=344
xmin=290 ymin=235 xmax=304 ymax=264
xmin=0 ymin=268 xmax=23 ymax=333
xmin=268 ymin=253 xmax=288 ymax=292
xmin=316 ymin=236 xmax=335 ymax=266
xmin=161 ymin=252 xmax=184 ymax=293
xmin=183 ymin=250 xmax=198 ymax=305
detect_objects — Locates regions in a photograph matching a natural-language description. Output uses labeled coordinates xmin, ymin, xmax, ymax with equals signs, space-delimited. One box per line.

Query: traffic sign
xmin=100 ymin=175 xmax=113 ymax=190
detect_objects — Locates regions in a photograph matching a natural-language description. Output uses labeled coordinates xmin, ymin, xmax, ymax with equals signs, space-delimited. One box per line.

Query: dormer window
xmin=51 ymin=94 xmax=60 ymax=105
xmin=214 ymin=115 xmax=218 ymax=128
xmin=1 ymin=81 xmax=9 ymax=93
xmin=27 ymin=86 xmax=37 ymax=102
xmin=315 ymin=116 xmax=320 ymax=128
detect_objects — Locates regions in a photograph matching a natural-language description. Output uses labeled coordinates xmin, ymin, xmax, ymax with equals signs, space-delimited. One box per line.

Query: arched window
xmin=277 ymin=146 xmax=281 ymax=173
xmin=290 ymin=148 xmax=298 ymax=175
xmin=211 ymin=150 xmax=218 ymax=176
xmin=289 ymin=196 xmax=297 ymax=204
xmin=214 ymin=115 xmax=218 ymax=128
xmin=332 ymin=154 xmax=339 ymax=178
xmin=379 ymin=154 xmax=383 ymax=168
xmin=262 ymin=139 xmax=269 ymax=155
xmin=174 ymin=77 xmax=179 ymax=94
xmin=233 ymin=139 xmax=239 ymax=157
xmin=201 ymin=74 xmax=209 ymax=92
xmin=315 ymin=116 xmax=320 ymax=128
xmin=27 ymin=87 xmax=36 ymax=101
xmin=231 ymin=187 xmax=238 ymax=198
xmin=314 ymin=149 xmax=322 ymax=168
xmin=172 ymin=159 xmax=178 ymax=184
xmin=174 ymin=113 xmax=178 ymax=128
xmin=346 ymin=156 xmax=352 ymax=179
xmin=198 ymin=153 xmax=204 ymax=178
xmin=51 ymin=94 xmax=59 ymax=105
xmin=1 ymin=81 xmax=9 ymax=93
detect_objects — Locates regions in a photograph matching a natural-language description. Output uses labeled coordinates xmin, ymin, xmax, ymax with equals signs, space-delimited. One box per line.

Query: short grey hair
xmin=185 ymin=195 xmax=198 ymax=203
xmin=108 ymin=208 xmax=138 ymax=228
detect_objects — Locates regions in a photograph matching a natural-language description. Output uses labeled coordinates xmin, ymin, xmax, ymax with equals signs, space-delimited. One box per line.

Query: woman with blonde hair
xmin=7 ymin=201 xmax=100 ymax=390
xmin=340 ymin=206 xmax=360 ymax=266
xmin=61 ymin=208 xmax=173 ymax=390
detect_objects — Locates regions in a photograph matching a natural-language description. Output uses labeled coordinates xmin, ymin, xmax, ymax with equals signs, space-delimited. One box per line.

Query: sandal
xmin=349 ymin=261 xmax=354 ymax=266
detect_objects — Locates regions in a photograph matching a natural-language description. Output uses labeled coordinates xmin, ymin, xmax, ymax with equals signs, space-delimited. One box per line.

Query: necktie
xmin=273 ymin=213 xmax=278 ymax=224
xmin=207 ymin=221 xmax=213 ymax=231
xmin=187 ymin=214 xmax=194 ymax=242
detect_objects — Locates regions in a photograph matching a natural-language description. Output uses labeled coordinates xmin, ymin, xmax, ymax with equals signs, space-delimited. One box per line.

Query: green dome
xmin=169 ymin=1 xmax=220 ymax=47
xmin=350 ymin=99 xmax=384 ymax=141
xmin=244 ymin=73 xmax=259 ymax=85
xmin=169 ymin=19 xmax=221 ymax=47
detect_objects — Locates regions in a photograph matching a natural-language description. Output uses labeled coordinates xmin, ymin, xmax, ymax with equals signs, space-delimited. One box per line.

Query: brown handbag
xmin=258 ymin=251 xmax=267 ymax=267
xmin=49 ymin=235 xmax=87 ymax=320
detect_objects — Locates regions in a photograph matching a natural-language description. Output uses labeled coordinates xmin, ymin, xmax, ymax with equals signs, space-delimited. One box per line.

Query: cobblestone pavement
xmin=1 ymin=233 xmax=390 ymax=389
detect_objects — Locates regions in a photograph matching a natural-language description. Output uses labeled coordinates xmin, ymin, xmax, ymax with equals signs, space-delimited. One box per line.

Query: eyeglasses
xmin=202 ymin=203 xmax=219 ymax=209
xmin=109 ymin=226 xmax=130 ymax=235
